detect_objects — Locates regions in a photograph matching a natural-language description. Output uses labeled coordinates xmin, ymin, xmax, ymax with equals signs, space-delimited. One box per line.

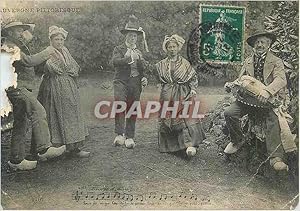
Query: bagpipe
xmin=225 ymin=75 xmax=281 ymax=109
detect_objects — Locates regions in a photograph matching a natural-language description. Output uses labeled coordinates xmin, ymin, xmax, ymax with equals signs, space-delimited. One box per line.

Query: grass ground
xmin=1 ymin=73 xmax=298 ymax=209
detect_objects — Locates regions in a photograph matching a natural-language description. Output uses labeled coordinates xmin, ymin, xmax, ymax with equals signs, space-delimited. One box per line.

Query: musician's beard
xmin=254 ymin=48 xmax=269 ymax=56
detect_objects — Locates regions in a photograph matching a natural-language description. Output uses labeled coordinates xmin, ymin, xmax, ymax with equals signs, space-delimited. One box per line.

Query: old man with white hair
xmin=111 ymin=15 xmax=148 ymax=149
xmin=223 ymin=30 xmax=297 ymax=171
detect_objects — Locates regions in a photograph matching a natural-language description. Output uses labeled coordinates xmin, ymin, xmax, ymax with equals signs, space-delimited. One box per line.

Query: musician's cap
xmin=120 ymin=15 xmax=149 ymax=52
xmin=247 ymin=31 xmax=276 ymax=48
xmin=120 ymin=15 xmax=143 ymax=35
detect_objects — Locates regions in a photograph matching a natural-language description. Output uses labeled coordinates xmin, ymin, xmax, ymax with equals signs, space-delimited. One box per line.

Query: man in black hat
xmin=1 ymin=21 xmax=66 ymax=171
xmin=111 ymin=15 xmax=148 ymax=149
xmin=223 ymin=31 xmax=293 ymax=171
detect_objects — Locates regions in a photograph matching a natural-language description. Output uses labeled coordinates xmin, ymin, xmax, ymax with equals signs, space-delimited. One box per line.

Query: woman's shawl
xmin=156 ymin=56 xmax=199 ymax=130
xmin=46 ymin=46 xmax=80 ymax=76
xmin=155 ymin=56 xmax=196 ymax=84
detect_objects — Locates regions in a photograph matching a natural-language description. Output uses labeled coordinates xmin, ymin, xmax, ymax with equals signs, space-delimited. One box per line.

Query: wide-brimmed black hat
xmin=246 ymin=31 xmax=276 ymax=47
xmin=120 ymin=15 xmax=143 ymax=35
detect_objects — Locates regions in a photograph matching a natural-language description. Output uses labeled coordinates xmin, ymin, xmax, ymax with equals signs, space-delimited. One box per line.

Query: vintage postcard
xmin=0 ymin=0 xmax=299 ymax=210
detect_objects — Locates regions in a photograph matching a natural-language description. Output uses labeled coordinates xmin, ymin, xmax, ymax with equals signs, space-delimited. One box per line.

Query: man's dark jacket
xmin=111 ymin=44 xmax=145 ymax=81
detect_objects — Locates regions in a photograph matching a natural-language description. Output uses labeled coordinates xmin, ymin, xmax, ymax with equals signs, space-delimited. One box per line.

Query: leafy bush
xmin=2 ymin=1 xmax=297 ymax=88
xmin=264 ymin=1 xmax=299 ymax=133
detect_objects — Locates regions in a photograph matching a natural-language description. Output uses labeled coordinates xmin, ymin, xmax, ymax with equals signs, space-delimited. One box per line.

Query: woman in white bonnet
xmin=38 ymin=26 xmax=90 ymax=158
xmin=155 ymin=34 xmax=205 ymax=157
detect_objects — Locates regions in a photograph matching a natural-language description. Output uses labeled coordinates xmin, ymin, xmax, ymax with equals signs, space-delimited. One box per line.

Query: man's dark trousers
xmin=6 ymin=87 xmax=51 ymax=163
xmin=224 ymin=101 xmax=284 ymax=158
xmin=113 ymin=76 xmax=142 ymax=139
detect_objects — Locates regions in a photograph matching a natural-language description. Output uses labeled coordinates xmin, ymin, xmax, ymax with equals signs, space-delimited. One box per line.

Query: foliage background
xmin=1 ymin=1 xmax=276 ymax=77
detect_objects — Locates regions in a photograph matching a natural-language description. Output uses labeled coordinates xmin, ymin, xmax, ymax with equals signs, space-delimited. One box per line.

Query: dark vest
xmin=112 ymin=44 xmax=144 ymax=81
xmin=6 ymin=37 xmax=37 ymax=90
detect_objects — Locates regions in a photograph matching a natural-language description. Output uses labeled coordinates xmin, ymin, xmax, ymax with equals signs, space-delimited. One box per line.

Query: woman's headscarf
xmin=162 ymin=34 xmax=185 ymax=53
xmin=49 ymin=25 xmax=68 ymax=39
xmin=46 ymin=26 xmax=80 ymax=76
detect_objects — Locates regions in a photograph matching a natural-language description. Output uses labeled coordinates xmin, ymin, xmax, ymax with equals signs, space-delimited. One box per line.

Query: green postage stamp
xmin=199 ymin=5 xmax=246 ymax=64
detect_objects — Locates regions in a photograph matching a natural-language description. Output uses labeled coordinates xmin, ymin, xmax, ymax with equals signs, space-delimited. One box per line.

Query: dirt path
xmin=1 ymin=75 xmax=298 ymax=209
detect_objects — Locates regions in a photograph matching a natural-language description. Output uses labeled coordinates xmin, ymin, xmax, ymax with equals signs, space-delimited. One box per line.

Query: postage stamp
xmin=198 ymin=5 xmax=246 ymax=64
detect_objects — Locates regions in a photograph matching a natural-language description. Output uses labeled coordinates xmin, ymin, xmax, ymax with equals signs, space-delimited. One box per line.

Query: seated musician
xmin=223 ymin=30 xmax=297 ymax=171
